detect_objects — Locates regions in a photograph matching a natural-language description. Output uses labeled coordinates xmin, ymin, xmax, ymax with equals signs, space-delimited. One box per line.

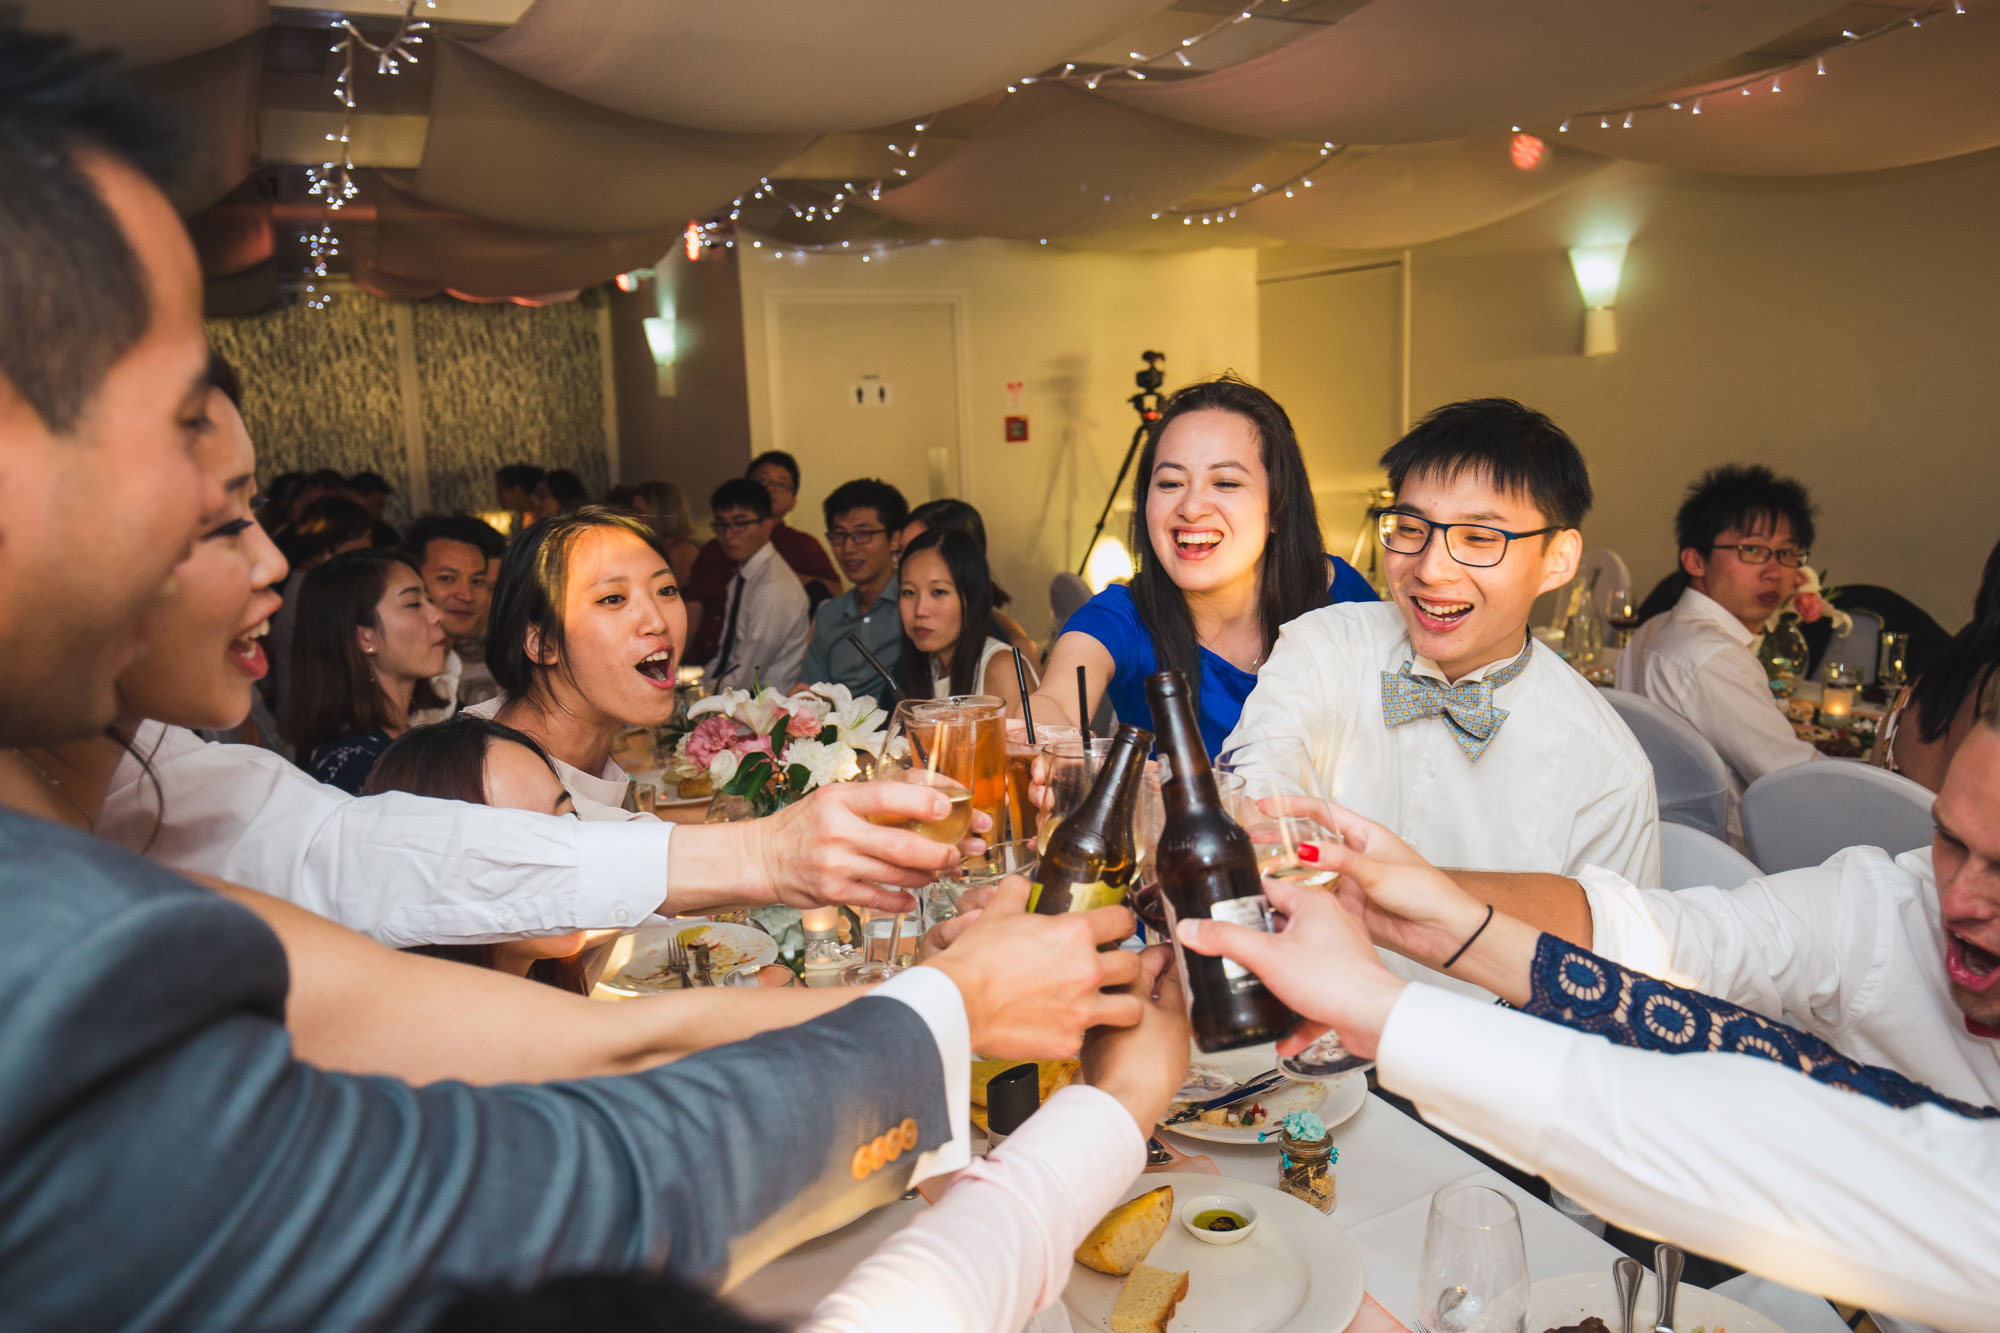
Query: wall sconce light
xmin=643 ymin=315 xmax=677 ymax=396
xmin=1568 ymin=242 xmax=1628 ymax=356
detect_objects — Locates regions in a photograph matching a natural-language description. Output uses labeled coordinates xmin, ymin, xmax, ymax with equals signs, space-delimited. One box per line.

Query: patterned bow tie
xmin=1379 ymin=636 xmax=1535 ymax=761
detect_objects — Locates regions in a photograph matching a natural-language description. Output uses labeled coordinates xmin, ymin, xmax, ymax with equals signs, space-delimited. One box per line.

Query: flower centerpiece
xmin=1759 ymin=565 xmax=1851 ymax=684
xmin=672 ymin=684 xmax=888 ymax=818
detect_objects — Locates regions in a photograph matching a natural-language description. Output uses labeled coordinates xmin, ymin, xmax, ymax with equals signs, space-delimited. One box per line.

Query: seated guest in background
xmin=899 ymin=497 xmax=1040 ymax=663
xmin=258 ymin=470 xmax=302 ymax=533
xmin=1179 ymin=841 xmax=1999 ymax=1333
xmin=495 ymin=461 xmax=544 ymax=532
xmin=614 ymin=478 xmax=702 ymax=588
xmin=533 ymin=466 xmax=589 ymax=519
xmin=689 ymin=452 xmax=841 ymax=659
xmin=405 ymin=512 xmax=507 ymax=713
xmin=1876 ymin=536 xmax=2000 ymax=792
xmin=1033 ymin=375 xmax=1377 ymax=755
xmin=1225 ymin=398 xmax=1661 ymax=889
xmin=799 ymin=477 xmax=908 ymax=699
xmin=703 ymin=478 xmax=810 ymax=693
xmin=265 ymin=492 xmax=376 ymax=718
xmin=345 ymin=469 xmax=400 ymax=547
xmin=900 ymin=529 xmax=1037 ymax=714
xmin=286 ymin=550 xmax=450 ymax=793
xmin=1618 ymin=464 xmax=1819 ymax=832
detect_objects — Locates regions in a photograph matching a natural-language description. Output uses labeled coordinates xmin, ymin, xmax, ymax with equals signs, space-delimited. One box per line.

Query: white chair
xmin=1741 ymin=759 xmax=1935 ymax=874
xmin=1049 ymin=572 xmax=1091 ymax=629
xmin=1813 ymin=608 xmax=1884 ymax=684
xmin=1601 ymin=689 xmax=1733 ymax=840
xmin=1659 ymin=821 xmax=1763 ymax=890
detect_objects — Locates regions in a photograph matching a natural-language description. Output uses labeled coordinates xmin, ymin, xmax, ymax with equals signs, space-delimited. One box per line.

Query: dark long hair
xmin=907 ymin=498 xmax=1011 ymax=608
xmin=1908 ymin=537 xmax=2000 ymax=742
xmin=285 ymin=550 xmax=443 ymax=762
xmin=486 ymin=506 xmax=677 ymax=707
xmin=361 ymin=715 xmax=593 ymax=994
xmin=898 ymin=528 xmax=995 ymax=699
xmin=1126 ymin=375 xmax=1329 ymax=718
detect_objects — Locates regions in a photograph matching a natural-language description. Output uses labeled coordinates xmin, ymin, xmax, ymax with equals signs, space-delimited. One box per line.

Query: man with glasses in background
xmin=1618 ymin=464 xmax=1820 ymax=839
xmin=797 ymin=478 xmax=909 ymax=699
xmin=704 ymin=478 xmax=810 ymax=691
xmin=1225 ymin=400 xmax=1660 ymax=968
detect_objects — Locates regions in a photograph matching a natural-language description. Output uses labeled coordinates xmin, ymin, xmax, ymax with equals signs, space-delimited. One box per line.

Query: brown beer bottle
xmin=1029 ymin=724 xmax=1149 ymax=915
xmin=1146 ymin=670 xmax=1297 ymax=1052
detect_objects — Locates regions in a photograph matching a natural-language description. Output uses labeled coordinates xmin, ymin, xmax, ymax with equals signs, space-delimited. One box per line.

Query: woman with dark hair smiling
xmin=1029 ymin=375 xmax=1375 ymax=755
xmin=286 ymin=549 xmax=450 ymax=793
xmin=898 ymin=528 xmax=1035 ymax=713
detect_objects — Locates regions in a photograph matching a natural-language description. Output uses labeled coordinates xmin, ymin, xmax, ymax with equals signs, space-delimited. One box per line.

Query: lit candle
xmin=1821 ymin=685 xmax=1855 ymax=721
xmin=800 ymin=906 xmax=839 ymax=936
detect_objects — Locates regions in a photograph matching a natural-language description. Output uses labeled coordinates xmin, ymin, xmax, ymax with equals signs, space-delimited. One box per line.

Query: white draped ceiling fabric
xmin=33 ymin=0 xmax=2000 ymax=300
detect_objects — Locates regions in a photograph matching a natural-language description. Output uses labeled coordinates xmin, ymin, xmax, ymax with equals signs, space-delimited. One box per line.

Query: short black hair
xmin=279 ymin=495 xmax=373 ymax=566
xmin=711 ymin=477 xmax=771 ymax=519
xmin=823 ymin=478 xmax=908 ymax=531
xmin=1674 ymin=464 xmax=1817 ymax=554
xmin=747 ymin=450 xmax=800 ymax=490
xmin=347 ymin=470 xmax=393 ymax=497
xmin=1380 ymin=398 xmax=1593 ymax=530
xmin=304 ymin=468 xmax=346 ymax=491
xmin=496 ymin=463 xmax=545 ymax=493
xmin=906 ymin=498 xmax=987 ymax=549
xmin=541 ymin=468 xmax=587 ymax=511
xmin=0 ymin=14 xmax=186 ymax=433
xmin=404 ymin=513 xmax=506 ymax=566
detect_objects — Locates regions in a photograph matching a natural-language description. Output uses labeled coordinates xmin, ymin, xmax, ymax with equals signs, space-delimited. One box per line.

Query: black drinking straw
xmin=1076 ymin=664 xmax=1091 ymax=742
xmin=1013 ymin=648 xmax=1038 ymax=743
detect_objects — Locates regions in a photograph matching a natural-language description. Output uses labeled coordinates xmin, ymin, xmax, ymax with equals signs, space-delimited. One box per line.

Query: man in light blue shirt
xmin=798 ymin=479 xmax=908 ymax=702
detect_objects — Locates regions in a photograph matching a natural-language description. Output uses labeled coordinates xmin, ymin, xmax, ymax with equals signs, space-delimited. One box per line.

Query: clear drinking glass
xmin=840 ymin=906 xmax=916 ymax=986
xmin=1036 ymin=737 xmax=1117 ymax=852
xmin=1004 ymin=723 xmax=1078 ymax=845
xmin=1416 ymin=1183 xmax=1530 ymax=1333
xmin=934 ymin=838 xmax=1040 ymax=929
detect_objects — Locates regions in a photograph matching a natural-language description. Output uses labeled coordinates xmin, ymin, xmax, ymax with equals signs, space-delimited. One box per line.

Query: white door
xmin=769 ymin=298 xmax=961 ymax=531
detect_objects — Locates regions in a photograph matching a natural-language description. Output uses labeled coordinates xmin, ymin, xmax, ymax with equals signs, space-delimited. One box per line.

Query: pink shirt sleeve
xmin=802 ymin=1084 xmax=1146 ymax=1333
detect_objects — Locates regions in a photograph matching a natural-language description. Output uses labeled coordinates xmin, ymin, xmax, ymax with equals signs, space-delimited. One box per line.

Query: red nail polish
xmin=1298 ymin=842 xmax=1320 ymax=863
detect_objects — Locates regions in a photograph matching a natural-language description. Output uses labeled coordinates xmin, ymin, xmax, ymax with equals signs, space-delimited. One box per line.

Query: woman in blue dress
xmin=1030 ymin=375 xmax=1375 ymax=756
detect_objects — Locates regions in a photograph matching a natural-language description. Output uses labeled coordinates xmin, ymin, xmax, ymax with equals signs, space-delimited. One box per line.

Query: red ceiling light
xmin=684 ymin=221 xmax=704 ymax=262
xmin=1510 ymin=132 xmax=1546 ymax=171
xmin=614 ymin=270 xmax=642 ymax=292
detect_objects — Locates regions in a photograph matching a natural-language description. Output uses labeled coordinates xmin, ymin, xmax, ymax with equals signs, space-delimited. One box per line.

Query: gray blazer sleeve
xmin=0 ymin=815 xmax=949 ymax=1332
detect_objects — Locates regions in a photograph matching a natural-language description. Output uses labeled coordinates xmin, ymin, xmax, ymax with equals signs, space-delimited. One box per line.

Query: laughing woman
xmin=468 ymin=506 xmax=686 ymax=819
xmin=1028 ymin=375 xmax=1376 ymax=756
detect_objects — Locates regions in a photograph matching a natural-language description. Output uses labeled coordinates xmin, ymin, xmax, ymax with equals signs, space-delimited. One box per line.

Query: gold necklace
xmin=15 ymin=749 xmax=95 ymax=830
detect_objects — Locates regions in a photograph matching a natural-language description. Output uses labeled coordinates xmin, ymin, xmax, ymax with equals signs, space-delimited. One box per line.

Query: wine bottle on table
xmin=1146 ymin=670 xmax=1297 ymax=1052
xmin=1029 ymin=723 xmax=1149 ymax=916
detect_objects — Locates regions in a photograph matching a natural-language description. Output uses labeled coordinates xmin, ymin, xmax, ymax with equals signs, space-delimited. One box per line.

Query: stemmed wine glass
xmin=1604 ymin=585 xmax=1639 ymax=650
xmin=1417 ymin=1183 xmax=1530 ymax=1333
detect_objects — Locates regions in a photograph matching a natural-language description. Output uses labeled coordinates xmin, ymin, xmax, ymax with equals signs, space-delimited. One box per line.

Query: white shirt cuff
xmin=575 ymin=819 xmax=675 ymax=928
xmin=1375 ymin=983 xmax=1568 ymax=1170
xmin=1577 ymin=863 xmax=1675 ymax=977
xmin=876 ymin=964 xmax=972 ymax=1182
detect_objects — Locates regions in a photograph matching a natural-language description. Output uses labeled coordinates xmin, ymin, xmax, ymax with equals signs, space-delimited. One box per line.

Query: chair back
xmin=1659 ymin=821 xmax=1763 ymax=891
xmin=1601 ymin=688 xmax=1732 ymax=838
xmin=1049 ymin=572 xmax=1091 ymax=629
xmin=1741 ymin=759 xmax=1935 ymax=873
xmin=1813 ymin=609 xmax=1884 ymax=684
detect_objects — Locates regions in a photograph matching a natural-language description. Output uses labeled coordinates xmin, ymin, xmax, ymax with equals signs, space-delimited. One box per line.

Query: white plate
xmin=597 ymin=921 xmax=778 ymax=994
xmin=1530 ymin=1271 xmax=1789 ymax=1333
xmin=1063 ymin=1173 xmax=1364 ymax=1333
xmin=1164 ymin=1040 xmax=1367 ymax=1145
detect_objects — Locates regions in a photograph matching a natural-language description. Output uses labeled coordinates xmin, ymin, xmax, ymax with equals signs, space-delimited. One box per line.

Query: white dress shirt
xmin=804 ymin=1082 xmax=1141 ymax=1333
xmin=1579 ymin=845 xmax=2000 ymax=1106
xmin=460 ymin=696 xmax=650 ymax=823
xmin=706 ymin=541 xmax=810 ymax=693
xmin=1617 ymin=586 xmax=1818 ymax=834
xmin=99 ymin=721 xmax=673 ymax=947
xmin=1226 ymin=602 xmax=1662 ymax=885
xmin=1378 ymin=984 xmax=2000 ymax=1333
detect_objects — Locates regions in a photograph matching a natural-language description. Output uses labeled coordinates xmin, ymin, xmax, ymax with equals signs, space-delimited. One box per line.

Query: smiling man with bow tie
xmin=1224 ymin=400 xmax=1661 ymax=971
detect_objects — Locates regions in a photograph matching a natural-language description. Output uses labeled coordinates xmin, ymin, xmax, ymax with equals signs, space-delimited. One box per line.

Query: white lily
xmin=782 ymin=737 xmax=857 ymax=790
xmin=688 ymin=688 xmax=752 ymax=720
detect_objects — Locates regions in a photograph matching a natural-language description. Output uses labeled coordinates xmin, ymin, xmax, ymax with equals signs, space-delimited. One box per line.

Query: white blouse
xmin=928 ymin=637 xmax=1015 ymax=700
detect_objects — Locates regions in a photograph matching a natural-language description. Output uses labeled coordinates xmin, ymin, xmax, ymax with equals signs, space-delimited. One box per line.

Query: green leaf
xmin=722 ymin=753 xmax=774 ymax=798
xmin=770 ymin=714 xmax=791 ymax=755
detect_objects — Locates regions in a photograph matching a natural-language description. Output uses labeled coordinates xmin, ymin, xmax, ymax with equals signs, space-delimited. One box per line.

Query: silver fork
xmin=665 ymin=938 xmax=691 ymax=988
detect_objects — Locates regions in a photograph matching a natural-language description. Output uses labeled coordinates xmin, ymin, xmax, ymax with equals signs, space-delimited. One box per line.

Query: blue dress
xmin=1060 ymin=557 xmax=1376 ymax=757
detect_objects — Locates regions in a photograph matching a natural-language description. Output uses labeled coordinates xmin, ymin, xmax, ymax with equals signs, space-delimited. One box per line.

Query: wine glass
xmin=1604 ymin=585 xmax=1639 ymax=649
xmin=1416 ymin=1182 xmax=1530 ymax=1333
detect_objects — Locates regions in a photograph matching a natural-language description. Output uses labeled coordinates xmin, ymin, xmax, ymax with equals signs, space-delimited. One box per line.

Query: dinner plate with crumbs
xmin=1531 ymin=1272 xmax=1789 ymax=1333
xmin=1163 ymin=1040 xmax=1366 ymax=1145
xmin=596 ymin=922 xmax=777 ymax=994
xmin=1063 ymin=1174 xmax=1363 ymax=1333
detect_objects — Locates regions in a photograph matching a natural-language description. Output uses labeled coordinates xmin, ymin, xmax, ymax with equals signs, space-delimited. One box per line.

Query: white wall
xmin=738 ymin=238 xmax=1261 ymax=638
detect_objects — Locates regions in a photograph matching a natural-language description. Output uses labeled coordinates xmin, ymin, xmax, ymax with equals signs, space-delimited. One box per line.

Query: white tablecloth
xmin=732 ymin=1084 xmax=1851 ymax=1332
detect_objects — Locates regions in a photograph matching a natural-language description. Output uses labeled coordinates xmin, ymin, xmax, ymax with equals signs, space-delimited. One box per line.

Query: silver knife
xmin=1161 ymin=1068 xmax=1285 ymax=1125
xmin=1652 ymin=1243 xmax=1683 ymax=1333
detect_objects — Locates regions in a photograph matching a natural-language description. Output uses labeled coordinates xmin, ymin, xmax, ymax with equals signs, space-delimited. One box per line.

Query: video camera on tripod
xmin=1079 ymin=351 xmax=1168 ymax=576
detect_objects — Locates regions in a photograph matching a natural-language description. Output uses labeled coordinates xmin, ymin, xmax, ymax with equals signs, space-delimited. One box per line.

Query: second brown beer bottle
xmin=1146 ymin=669 xmax=1297 ymax=1052
xmin=1029 ymin=723 xmax=1149 ymax=915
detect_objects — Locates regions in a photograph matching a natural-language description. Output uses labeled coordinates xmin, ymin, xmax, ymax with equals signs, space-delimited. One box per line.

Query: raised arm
xmin=1027 ymin=630 xmax=1114 ymax=733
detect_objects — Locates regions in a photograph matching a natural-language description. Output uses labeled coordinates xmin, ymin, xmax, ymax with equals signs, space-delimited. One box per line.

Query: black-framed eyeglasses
xmin=1372 ymin=508 xmax=1563 ymax=569
xmin=825 ymin=526 xmax=888 ymax=548
xmin=712 ymin=517 xmax=763 ymax=535
xmin=1710 ymin=542 xmax=1809 ymax=569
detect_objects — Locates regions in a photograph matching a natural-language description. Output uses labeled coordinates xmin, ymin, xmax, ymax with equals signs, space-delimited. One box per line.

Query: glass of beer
xmin=889 ymin=696 xmax=1006 ymax=842
xmin=869 ymin=762 xmax=975 ymax=846
xmin=1004 ymin=722 xmax=1078 ymax=846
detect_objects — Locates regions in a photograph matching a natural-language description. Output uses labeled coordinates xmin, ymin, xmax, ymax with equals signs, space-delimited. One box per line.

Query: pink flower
xmin=684 ymin=715 xmax=750 ymax=768
xmin=1794 ymin=591 xmax=1824 ymax=623
xmin=732 ymin=733 xmax=775 ymax=759
xmin=785 ymin=706 xmax=824 ymax=740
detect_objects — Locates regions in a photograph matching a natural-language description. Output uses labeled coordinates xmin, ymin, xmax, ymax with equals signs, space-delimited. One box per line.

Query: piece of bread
xmin=676 ymin=772 xmax=713 ymax=800
xmin=1075 ymin=1186 xmax=1173 ymax=1275
xmin=1110 ymin=1264 xmax=1188 ymax=1333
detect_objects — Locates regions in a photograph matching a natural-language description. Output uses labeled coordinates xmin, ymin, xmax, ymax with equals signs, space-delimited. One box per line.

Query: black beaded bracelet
xmin=1442 ymin=904 xmax=1496 ymax=970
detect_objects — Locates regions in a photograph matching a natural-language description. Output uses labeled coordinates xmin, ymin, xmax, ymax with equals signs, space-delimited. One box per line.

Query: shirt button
xmin=615 ymin=907 xmax=630 ymax=923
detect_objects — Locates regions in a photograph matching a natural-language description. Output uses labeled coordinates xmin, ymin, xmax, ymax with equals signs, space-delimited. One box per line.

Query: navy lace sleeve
xmin=1524 ymin=933 xmax=1999 ymax=1121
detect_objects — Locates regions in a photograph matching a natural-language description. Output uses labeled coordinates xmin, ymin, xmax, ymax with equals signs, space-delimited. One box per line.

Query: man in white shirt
xmin=705 ymin=478 xmax=809 ymax=692
xmin=1225 ymin=398 xmax=1661 ymax=888
xmin=407 ymin=513 xmax=507 ymax=717
xmin=1618 ymin=464 xmax=1819 ymax=833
